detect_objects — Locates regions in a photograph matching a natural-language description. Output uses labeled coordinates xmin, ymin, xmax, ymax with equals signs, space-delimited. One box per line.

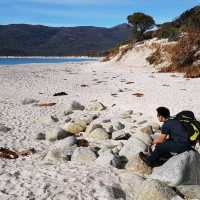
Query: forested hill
xmin=0 ymin=23 xmax=133 ymax=56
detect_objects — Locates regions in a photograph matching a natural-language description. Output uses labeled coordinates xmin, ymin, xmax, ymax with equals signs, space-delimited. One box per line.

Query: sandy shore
xmin=0 ymin=60 xmax=200 ymax=199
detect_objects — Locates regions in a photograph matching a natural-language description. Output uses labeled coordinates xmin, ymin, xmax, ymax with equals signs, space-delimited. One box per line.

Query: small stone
xmin=102 ymin=119 xmax=111 ymax=123
xmin=71 ymin=101 xmax=85 ymax=111
xmin=112 ymin=130 xmax=130 ymax=140
xmin=120 ymin=110 xmax=133 ymax=119
xmin=137 ymin=120 xmax=148 ymax=125
xmin=51 ymin=115 xmax=59 ymax=122
xmin=53 ymin=92 xmax=68 ymax=96
xmin=36 ymin=132 xmax=46 ymax=140
xmin=64 ymin=109 xmax=73 ymax=116
xmin=113 ymin=121 xmax=125 ymax=130
xmin=22 ymin=98 xmax=39 ymax=105
xmin=65 ymin=117 xmax=72 ymax=123
xmin=87 ymin=102 xmax=106 ymax=111
xmin=0 ymin=124 xmax=11 ymax=133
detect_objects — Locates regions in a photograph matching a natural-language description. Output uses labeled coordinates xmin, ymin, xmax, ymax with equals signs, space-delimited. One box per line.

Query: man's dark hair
xmin=156 ymin=107 xmax=170 ymax=118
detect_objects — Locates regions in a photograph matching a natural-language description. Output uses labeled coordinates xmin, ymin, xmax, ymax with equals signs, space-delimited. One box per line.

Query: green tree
xmin=127 ymin=12 xmax=155 ymax=40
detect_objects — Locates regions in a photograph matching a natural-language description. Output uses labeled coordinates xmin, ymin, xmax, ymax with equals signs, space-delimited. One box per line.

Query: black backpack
xmin=174 ymin=110 xmax=200 ymax=145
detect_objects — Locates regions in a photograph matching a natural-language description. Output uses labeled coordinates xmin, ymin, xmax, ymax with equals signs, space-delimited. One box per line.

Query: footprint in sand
xmin=126 ymin=81 xmax=135 ymax=84
xmin=80 ymin=84 xmax=89 ymax=87
xmin=111 ymin=93 xmax=118 ymax=97
xmin=132 ymin=93 xmax=144 ymax=97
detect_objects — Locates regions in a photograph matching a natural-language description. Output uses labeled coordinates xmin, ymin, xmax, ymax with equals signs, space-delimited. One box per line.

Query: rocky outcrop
xmin=149 ymin=150 xmax=200 ymax=186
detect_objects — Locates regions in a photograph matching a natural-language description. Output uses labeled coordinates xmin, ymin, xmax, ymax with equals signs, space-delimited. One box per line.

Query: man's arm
xmin=152 ymin=133 xmax=167 ymax=145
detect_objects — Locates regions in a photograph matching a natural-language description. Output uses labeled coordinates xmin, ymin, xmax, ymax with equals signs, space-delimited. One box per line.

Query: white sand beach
xmin=1 ymin=58 xmax=200 ymax=199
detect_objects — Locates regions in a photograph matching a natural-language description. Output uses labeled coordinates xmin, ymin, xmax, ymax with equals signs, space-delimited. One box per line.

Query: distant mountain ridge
xmin=0 ymin=23 xmax=133 ymax=56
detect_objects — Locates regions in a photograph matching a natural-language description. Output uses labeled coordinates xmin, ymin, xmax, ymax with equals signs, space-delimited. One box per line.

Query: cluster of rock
xmin=35 ymin=100 xmax=200 ymax=200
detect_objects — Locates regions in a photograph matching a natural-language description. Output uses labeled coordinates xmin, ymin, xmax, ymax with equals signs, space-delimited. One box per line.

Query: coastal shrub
xmin=158 ymin=30 xmax=200 ymax=78
xmin=154 ymin=25 xmax=180 ymax=41
xmin=170 ymin=30 xmax=200 ymax=67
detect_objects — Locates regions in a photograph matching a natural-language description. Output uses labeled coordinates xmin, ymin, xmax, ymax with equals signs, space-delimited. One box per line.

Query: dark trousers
xmin=147 ymin=141 xmax=191 ymax=163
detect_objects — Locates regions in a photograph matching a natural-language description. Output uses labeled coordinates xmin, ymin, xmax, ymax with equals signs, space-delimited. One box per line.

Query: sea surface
xmin=0 ymin=57 xmax=98 ymax=65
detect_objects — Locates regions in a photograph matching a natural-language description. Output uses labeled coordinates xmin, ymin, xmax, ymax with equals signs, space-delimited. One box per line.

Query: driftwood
xmin=0 ymin=147 xmax=36 ymax=159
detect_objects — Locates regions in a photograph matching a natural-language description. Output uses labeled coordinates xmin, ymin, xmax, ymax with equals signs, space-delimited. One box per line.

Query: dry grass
xmin=148 ymin=30 xmax=200 ymax=78
xmin=160 ymin=65 xmax=200 ymax=78
xmin=170 ymin=31 xmax=200 ymax=67
xmin=146 ymin=42 xmax=175 ymax=66
xmin=101 ymin=46 xmax=120 ymax=62
xmin=117 ymin=42 xmax=134 ymax=61
xmin=102 ymin=41 xmax=134 ymax=62
xmin=161 ymin=30 xmax=200 ymax=78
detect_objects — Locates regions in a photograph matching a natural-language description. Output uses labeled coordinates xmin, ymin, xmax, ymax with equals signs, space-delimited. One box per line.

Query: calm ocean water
xmin=0 ymin=57 xmax=98 ymax=65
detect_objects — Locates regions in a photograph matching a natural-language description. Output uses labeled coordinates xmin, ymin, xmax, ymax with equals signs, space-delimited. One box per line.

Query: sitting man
xmin=139 ymin=107 xmax=192 ymax=167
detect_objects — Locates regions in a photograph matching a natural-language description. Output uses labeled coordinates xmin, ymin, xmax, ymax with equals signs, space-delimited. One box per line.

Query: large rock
xmin=119 ymin=137 xmax=147 ymax=159
xmin=87 ymin=128 xmax=110 ymax=140
xmin=126 ymin=155 xmax=152 ymax=176
xmin=85 ymin=123 xmax=103 ymax=135
xmin=149 ymin=122 xmax=160 ymax=132
xmin=44 ymin=148 xmax=64 ymax=164
xmin=44 ymin=136 xmax=78 ymax=163
xmin=102 ymin=123 xmax=114 ymax=134
xmin=95 ymin=150 xmax=121 ymax=168
xmin=46 ymin=127 xmax=71 ymax=141
xmin=117 ymin=171 xmax=145 ymax=200
xmin=140 ymin=125 xmax=154 ymax=135
xmin=86 ymin=102 xmax=106 ymax=111
xmin=132 ymin=131 xmax=152 ymax=146
xmin=149 ymin=150 xmax=200 ymax=186
xmin=71 ymin=147 xmax=97 ymax=162
xmin=176 ymin=185 xmax=200 ymax=200
xmin=135 ymin=180 xmax=176 ymax=200
xmin=62 ymin=120 xmax=87 ymax=134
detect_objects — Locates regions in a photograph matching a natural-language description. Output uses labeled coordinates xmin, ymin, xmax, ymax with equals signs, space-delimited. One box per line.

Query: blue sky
xmin=0 ymin=0 xmax=200 ymax=27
